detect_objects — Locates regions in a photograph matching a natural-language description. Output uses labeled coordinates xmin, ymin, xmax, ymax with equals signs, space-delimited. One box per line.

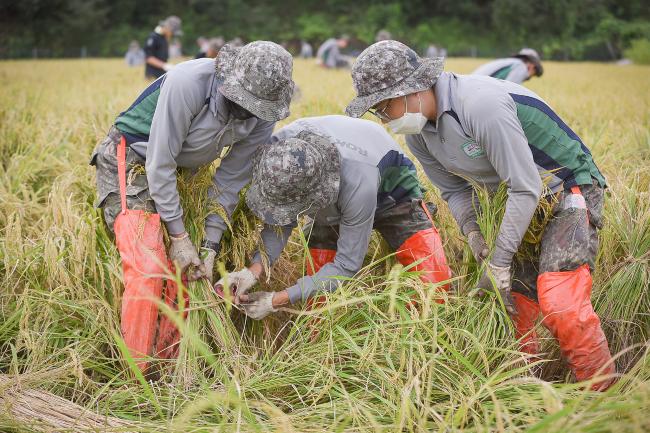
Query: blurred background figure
xmin=124 ymin=40 xmax=145 ymax=67
xmin=299 ymin=40 xmax=313 ymax=58
xmin=144 ymin=15 xmax=182 ymax=80
xmin=425 ymin=44 xmax=447 ymax=58
xmin=169 ymin=39 xmax=182 ymax=58
xmin=196 ymin=36 xmax=224 ymax=59
xmin=194 ymin=36 xmax=209 ymax=58
xmin=316 ymin=34 xmax=350 ymax=69
xmin=375 ymin=29 xmax=392 ymax=42
xmin=473 ymin=48 xmax=543 ymax=84
xmin=205 ymin=37 xmax=225 ymax=58
xmin=227 ymin=37 xmax=244 ymax=48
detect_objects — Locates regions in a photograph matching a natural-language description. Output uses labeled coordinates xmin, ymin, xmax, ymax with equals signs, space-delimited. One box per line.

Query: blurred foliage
xmin=624 ymin=38 xmax=650 ymax=64
xmin=0 ymin=0 xmax=649 ymax=60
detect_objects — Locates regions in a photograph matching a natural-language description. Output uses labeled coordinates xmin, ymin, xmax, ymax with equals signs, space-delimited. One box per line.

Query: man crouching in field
xmin=90 ymin=41 xmax=294 ymax=367
xmin=472 ymin=48 xmax=543 ymax=84
xmin=345 ymin=40 xmax=615 ymax=390
xmin=216 ymin=115 xmax=452 ymax=319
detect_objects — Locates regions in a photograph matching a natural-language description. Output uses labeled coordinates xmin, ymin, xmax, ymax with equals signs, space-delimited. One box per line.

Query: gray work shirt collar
xmin=423 ymin=71 xmax=454 ymax=133
xmin=206 ymin=63 xmax=227 ymax=119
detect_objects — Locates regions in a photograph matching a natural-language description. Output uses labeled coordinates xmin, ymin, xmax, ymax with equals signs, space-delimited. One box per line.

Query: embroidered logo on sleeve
xmin=461 ymin=139 xmax=485 ymax=159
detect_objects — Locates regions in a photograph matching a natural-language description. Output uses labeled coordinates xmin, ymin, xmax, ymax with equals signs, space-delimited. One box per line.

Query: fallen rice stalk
xmin=0 ymin=374 xmax=138 ymax=432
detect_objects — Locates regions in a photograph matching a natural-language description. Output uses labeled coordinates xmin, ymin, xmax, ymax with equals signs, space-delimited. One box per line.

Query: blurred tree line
xmin=1 ymin=0 xmax=649 ymax=60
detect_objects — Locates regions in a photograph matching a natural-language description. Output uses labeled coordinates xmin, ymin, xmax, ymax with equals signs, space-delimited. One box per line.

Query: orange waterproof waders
xmin=394 ymin=201 xmax=451 ymax=304
xmin=114 ymin=137 xmax=186 ymax=372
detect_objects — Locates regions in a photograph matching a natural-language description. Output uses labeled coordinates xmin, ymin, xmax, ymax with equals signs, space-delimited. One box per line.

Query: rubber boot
xmin=305 ymin=248 xmax=336 ymax=340
xmin=538 ymin=264 xmax=616 ymax=391
xmin=511 ymin=292 xmax=542 ymax=357
xmin=395 ymin=227 xmax=452 ymax=305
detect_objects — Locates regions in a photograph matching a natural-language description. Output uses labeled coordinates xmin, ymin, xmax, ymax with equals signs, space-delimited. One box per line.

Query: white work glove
xmin=215 ymin=268 xmax=257 ymax=302
xmin=241 ymin=292 xmax=277 ymax=320
xmin=199 ymin=247 xmax=217 ymax=284
xmin=476 ymin=262 xmax=517 ymax=315
xmin=169 ymin=233 xmax=204 ymax=280
xmin=162 ymin=62 xmax=173 ymax=72
xmin=467 ymin=230 xmax=489 ymax=264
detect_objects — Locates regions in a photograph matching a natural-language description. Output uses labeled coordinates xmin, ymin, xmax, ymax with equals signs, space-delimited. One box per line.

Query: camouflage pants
xmin=307 ymin=199 xmax=436 ymax=251
xmin=90 ymin=127 xmax=156 ymax=235
xmin=512 ymin=181 xmax=604 ymax=302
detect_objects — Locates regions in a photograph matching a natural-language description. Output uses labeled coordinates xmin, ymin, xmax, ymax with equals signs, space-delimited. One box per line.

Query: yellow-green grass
xmin=0 ymin=57 xmax=649 ymax=432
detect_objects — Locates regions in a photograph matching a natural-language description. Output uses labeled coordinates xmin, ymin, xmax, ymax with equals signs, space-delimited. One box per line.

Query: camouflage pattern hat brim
xmin=346 ymin=57 xmax=443 ymax=118
xmin=219 ymin=81 xmax=293 ymax=122
xmin=345 ymin=40 xmax=444 ymax=118
xmin=217 ymin=41 xmax=294 ymax=122
xmin=246 ymin=131 xmax=341 ymax=226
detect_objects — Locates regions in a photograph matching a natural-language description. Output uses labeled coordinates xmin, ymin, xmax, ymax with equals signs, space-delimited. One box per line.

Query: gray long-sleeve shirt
xmin=115 ymin=58 xmax=275 ymax=238
xmin=472 ymin=58 xmax=530 ymax=84
xmin=406 ymin=72 xmax=604 ymax=267
xmin=253 ymin=115 xmax=422 ymax=304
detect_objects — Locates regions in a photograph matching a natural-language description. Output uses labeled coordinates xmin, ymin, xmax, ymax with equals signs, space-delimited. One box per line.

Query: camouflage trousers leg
xmin=538 ymin=182 xmax=603 ymax=275
xmin=511 ymin=182 xmax=604 ymax=300
xmin=511 ymin=182 xmax=614 ymax=388
xmin=90 ymin=127 xmax=156 ymax=234
xmin=305 ymin=198 xmax=449 ymax=296
xmin=304 ymin=199 xmax=438 ymax=252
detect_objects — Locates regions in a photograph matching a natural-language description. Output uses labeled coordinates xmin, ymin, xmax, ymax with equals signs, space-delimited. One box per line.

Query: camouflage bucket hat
xmin=246 ymin=131 xmax=341 ymax=226
xmin=346 ymin=40 xmax=444 ymax=118
xmin=218 ymin=41 xmax=295 ymax=122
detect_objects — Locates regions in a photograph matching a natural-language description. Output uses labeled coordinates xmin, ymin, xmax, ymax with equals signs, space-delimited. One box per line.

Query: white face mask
xmin=387 ymin=95 xmax=428 ymax=135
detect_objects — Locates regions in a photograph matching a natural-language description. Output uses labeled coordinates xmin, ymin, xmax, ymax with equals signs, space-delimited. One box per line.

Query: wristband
xmin=201 ymin=239 xmax=221 ymax=254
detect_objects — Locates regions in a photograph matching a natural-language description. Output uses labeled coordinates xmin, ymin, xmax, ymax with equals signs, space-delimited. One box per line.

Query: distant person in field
xmin=425 ymin=44 xmax=447 ymax=59
xmin=143 ymin=15 xmax=183 ymax=80
xmin=473 ymin=48 xmax=543 ymax=84
xmin=205 ymin=37 xmax=225 ymax=58
xmin=299 ymin=40 xmax=313 ymax=58
xmin=125 ymin=40 xmax=145 ymax=67
xmin=228 ymin=37 xmax=244 ymax=48
xmin=375 ymin=29 xmax=392 ymax=42
xmin=194 ymin=36 xmax=209 ymax=59
xmin=216 ymin=116 xmax=451 ymax=319
xmin=91 ymin=41 xmax=294 ymax=287
xmin=169 ymin=39 xmax=182 ymax=59
xmin=347 ymin=40 xmax=615 ymax=390
xmin=195 ymin=37 xmax=224 ymax=59
xmin=316 ymin=35 xmax=350 ymax=69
